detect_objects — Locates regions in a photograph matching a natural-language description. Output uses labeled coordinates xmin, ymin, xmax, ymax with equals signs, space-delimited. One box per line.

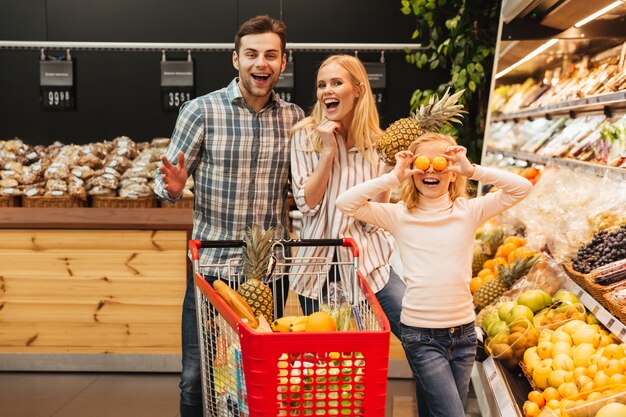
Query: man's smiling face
xmin=233 ymin=32 xmax=286 ymax=110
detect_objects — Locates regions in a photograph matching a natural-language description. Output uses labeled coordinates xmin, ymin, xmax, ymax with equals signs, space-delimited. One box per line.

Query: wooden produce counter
xmin=0 ymin=208 xmax=192 ymax=371
xmin=0 ymin=208 xmax=410 ymax=374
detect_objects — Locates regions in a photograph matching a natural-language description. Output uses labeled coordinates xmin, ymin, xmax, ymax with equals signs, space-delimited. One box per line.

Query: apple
xmin=602 ymin=343 xmax=625 ymax=360
xmin=550 ymin=330 xmax=573 ymax=345
xmin=532 ymin=361 xmax=552 ymax=390
xmin=517 ymin=289 xmax=552 ymax=313
xmin=498 ymin=301 xmax=517 ymax=323
xmin=481 ymin=311 xmax=501 ymax=334
xmin=552 ymin=341 xmax=573 ymax=357
xmin=487 ymin=320 xmax=509 ymax=338
xmin=537 ymin=341 xmax=554 ymax=360
xmin=509 ymin=305 xmax=535 ymax=323
xmin=552 ymin=353 xmax=575 ymax=372
xmin=553 ymin=290 xmax=580 ymax=305
xmin=561 ymin=319 xmax=587 ymax=336
xmin=605 ymin=359 xmax=624 ymax=376
xmin=548 ymin=369 xmax=568 ymax=388
xmin=572 ymin=324 xmax=601 ymax=347
xmin=596 ymin=402 xmax=626 ymax=417
xmin=572 ymin=343 xmax=596 ymax=367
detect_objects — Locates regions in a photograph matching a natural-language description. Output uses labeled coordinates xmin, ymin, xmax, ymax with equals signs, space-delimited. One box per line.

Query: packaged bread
xmin=77 ymin=153 xmax=103 ymax=169
xmin=70 ymin=165 xmax=96 ymax=180
xmin=44 ymin=163 xmax=70 ymax=180
xmin=68 ymin=177 xmax=87 ymax=201
xmin=0 ymin=178 xmax=19 ymax=188
xmin=45 ymin=178 xmax=68 ymax=192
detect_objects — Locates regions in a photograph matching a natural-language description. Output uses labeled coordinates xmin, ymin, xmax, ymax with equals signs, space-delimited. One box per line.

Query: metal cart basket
xmin=190 ymin=238 xmax=390 ymax=417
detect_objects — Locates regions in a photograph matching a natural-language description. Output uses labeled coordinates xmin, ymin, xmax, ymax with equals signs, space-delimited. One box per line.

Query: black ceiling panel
xmin=46 ymin=0 xmax=237 ymax=42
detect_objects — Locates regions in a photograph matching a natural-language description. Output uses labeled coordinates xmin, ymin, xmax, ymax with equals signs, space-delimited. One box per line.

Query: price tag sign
xmin=40 ymin=60 xmax=75 ymax=111
xmin=161 ymin=60 xmax=194 ymax=112
xmin=364 ymin=62 xmax=386 ymax=114
xmin=275 ymin=62 xmax=295 ymax=102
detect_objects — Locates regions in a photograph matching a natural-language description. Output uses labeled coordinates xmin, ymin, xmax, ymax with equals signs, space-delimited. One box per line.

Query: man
xmin=154 ymin=15 xmax=304 ymax=417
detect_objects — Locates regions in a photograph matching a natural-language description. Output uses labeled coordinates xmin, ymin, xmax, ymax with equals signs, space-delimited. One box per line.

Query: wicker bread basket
xmin=22 ymin=195 xmax=87 ymax=208
xmin=91 ymin=195 xmax=158 ymax=208
xmin=0 ymin=195 xmax=20 ymax=207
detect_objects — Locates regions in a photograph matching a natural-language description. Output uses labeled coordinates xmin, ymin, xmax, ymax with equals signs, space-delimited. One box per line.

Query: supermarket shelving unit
xmin=475 ymin=0 xmax=626 ymax=415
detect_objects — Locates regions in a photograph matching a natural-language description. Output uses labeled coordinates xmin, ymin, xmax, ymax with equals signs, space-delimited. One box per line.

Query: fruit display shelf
xmin=472 ymin=355 xmax=532 ymax=417
xmin=473 ymin=273 xmax=626 ymax=417
xmin=562 ymin=274 xmax=626 ymax=343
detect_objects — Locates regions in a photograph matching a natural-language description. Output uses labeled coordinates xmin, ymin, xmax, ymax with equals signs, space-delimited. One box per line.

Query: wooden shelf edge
xmin=0 ymin=207 xmax=192 ymax=230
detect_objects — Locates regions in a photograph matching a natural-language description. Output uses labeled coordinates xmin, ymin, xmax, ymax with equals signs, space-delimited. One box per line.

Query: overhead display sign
xmin=275 ymin=62 xmax=295 ymax=103
xmin=161 ymin=60 xmax=194 ymax=112
xmin=40 ymin=60 xmax=75 ymax=111
xmin=364 ymin=62 xmax=387 ymax=115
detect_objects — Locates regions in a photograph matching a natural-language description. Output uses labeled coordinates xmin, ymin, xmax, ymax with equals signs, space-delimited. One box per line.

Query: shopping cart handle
xmin=189 ymin=237 xmax=359 ymax=259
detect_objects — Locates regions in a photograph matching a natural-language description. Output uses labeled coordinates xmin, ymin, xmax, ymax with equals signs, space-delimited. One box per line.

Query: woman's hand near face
xmin=442 ymin=145 xmax=475 ymax=177
xmin=317 ymin=118 xmax=342 ymax=157
xmin=393 ymin=150 xmax=420 ymax=182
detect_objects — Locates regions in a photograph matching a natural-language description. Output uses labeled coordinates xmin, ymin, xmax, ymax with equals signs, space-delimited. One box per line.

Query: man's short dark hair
xmin=234 ymin=15 xmax=287 ymax=55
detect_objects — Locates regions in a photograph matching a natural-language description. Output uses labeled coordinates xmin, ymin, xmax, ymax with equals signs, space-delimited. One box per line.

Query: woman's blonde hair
xmin=290 ymin=54 xmax=382 ymax=160
xmin=399 ymin=132 xmax=468 ymax=210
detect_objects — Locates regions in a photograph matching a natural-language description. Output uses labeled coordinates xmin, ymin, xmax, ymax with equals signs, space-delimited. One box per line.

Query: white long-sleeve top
xmin=290 ymin=128 xmax=394 ymax=298
xmin=336 ymin=165 xmax=532 ymax=328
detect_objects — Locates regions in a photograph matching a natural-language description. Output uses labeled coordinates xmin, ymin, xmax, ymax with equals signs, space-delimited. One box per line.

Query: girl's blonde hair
xmin=290 ymin=55 xmax=382 ymax=160
xmin=399 ymin=132 xmax=469 ymax=211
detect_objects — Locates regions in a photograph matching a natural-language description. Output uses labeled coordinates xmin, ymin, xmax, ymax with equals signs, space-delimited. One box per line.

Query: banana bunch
xmin=271 ymin=316 xmax=309 ymax=333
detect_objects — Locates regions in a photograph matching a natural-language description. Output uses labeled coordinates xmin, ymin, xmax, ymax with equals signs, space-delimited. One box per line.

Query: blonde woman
xmin=336 ymin=132 xmax=532 ymax=417
xmin=290 ymin=54 xmax=405 ymax=337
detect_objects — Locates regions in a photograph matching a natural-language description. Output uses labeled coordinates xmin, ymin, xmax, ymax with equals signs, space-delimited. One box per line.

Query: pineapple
xmin=376 ymin=88 xmax=467 ymax=164
xmin=473 ymin=255 xmax=539 ymax=311
xmin=472 ymin=226 xmax=505 ymax=276
xmin=472 ymin=241 xmax=489 ymax=277
xmin=237 ymin=225 xmax=275 ymax=322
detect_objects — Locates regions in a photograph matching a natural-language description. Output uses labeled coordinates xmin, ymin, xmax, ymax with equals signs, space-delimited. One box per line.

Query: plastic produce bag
xmin=485 ymin=317 xmax=539 ymax=370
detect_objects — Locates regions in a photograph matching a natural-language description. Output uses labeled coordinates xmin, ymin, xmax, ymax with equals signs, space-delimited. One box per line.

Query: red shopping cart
xmin=189 ymin=238 xmax=390 ymax=417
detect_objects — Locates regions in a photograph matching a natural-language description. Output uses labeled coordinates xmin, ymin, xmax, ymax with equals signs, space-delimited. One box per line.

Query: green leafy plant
xmin=401 ymin=0 xmax=501 ymax=161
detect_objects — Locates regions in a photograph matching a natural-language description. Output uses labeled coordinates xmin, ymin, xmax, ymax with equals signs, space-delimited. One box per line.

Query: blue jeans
xmin=179 ymin=271 xmax=289 ymax=417
xmin=298 ymin=267 xmax=405 ymax=339
xmin=400 ymin=321 xmax=477 ymax=417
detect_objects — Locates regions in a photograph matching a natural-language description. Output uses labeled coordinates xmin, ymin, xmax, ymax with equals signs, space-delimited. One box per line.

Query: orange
xmin=304 ymin=311 xmax=336 ymax=332
xmin=483 ymin=259 xmax=496 ymax=270
xmin=495 ymin=243 xmax=517 ymax=259
xmin=414 ymin=155 xmax=430 ymax=171
xmin=522 ymin=400 xmax=540 ymax=417
xmin=491 ymin=257 xmax=508 ymax=269
xmin=543 ymin=386 xmax=561 ymax=402
xmin=503 ymin=236 xmax=526 ymax=248
xmin=482 ymin=274 xmax=496 ymax=283
xmin=477 ymin=268 xmax=493 ymax=278
xmin=527 ymin=390 xmax=545 ymax=408
xmin=432 ymin=156 xmax=448 ymax=171
xmin=470 ymin=277 xmax=483 ymax=294
xmin=507 ymin=246 xmax=536 ymax=263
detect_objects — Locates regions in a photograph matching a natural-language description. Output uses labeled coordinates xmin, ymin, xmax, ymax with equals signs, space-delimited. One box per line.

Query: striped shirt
xmin=290 ymin=128 xmax=395 ymax=298
xmin=154 ymin=79 xmax=304 ymax=274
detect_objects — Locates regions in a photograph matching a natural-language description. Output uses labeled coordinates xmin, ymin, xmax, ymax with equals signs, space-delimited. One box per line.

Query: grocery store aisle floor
xmin=0 ymin=372 xmax=481 ymax=417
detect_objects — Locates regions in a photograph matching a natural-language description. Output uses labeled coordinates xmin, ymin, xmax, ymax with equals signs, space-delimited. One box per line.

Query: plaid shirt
xmin=154 ymin=79 xmax=304 ymax=274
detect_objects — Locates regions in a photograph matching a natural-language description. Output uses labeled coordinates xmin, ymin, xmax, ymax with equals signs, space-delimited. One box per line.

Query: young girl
xmin=290 ymin=54 xmax=405 ymax=338
xmin=336 ymin=132 xmax=532 ymax=417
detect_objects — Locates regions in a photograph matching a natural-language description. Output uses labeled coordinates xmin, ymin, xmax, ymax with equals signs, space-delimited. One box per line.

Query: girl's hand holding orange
xmin=441 ymin=145 xmax=475 ymax=177
xmin=393 ymin=150 xmax=420 ymax=182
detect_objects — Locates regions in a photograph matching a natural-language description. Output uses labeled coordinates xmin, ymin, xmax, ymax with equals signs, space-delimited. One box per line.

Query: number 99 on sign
xmin=41 ymin=87 xmax=74 ymax=110
xmin=48 ymin=90 xmax=70 ymax=106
